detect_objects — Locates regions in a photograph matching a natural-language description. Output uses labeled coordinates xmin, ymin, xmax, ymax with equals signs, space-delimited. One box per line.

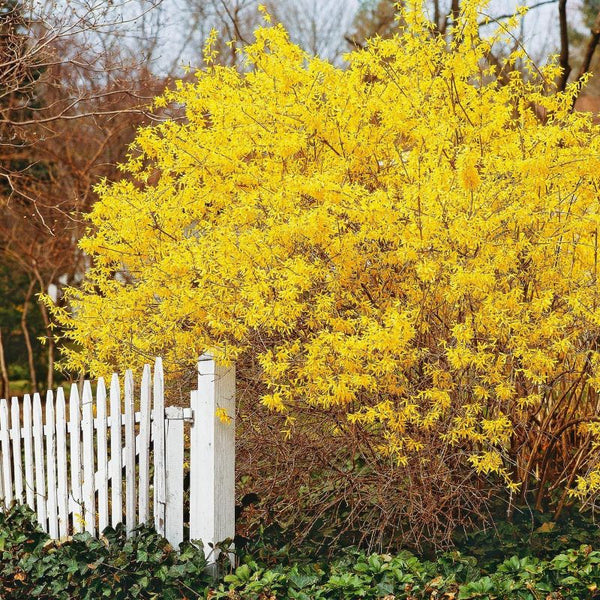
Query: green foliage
xmin=3 ymin=504 xmax=600 ymax=599
xmin=0 ymin=264 xmax=49 ymax=390
xmin=213 ymin=546 xmax=600 ymax=600
xmin=0 ymin=504 xmax=213 ymax=599
xmin=455 ymin=508 xmax=600 ymax=570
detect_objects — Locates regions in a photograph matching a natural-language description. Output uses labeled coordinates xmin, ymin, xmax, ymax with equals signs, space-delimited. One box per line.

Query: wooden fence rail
xmin=0 ymin=356 xmax=235 ymax=561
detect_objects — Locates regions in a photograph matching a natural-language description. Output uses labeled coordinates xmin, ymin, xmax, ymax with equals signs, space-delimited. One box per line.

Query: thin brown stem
xmin=0 ymin=329 xmax=9 ymax=399
xmin=21 ymin=278 xmax=38 ymax=393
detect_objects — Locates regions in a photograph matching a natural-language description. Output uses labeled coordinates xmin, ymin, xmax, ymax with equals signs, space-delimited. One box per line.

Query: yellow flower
xmin=215 ymin=407 xmax=232 ymax=424
xmin=258 ymin=4 xmax=272 ymax=23
xmin=50 ymin=0 xmax=600 ymax=499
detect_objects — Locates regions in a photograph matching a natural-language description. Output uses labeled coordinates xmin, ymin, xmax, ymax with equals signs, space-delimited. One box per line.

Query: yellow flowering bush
xmin=53 ymin=0 xmax=600 ymax=533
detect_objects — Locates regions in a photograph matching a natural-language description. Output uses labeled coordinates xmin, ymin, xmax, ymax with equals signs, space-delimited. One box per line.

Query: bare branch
xmin=478 ymin=0 xmax=558 ymax=27
xmin=575 ymin=10 xmax=600 ymax=82
xmin=557 ymin=0 xmax=571 ymax=91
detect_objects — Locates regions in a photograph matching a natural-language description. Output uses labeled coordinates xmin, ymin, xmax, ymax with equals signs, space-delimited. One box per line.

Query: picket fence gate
xmin=0 ymin=356 xmax=235 ymax=561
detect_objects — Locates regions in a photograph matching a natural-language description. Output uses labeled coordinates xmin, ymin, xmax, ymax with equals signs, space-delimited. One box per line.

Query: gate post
xmin=189 ymin=355 xmax=235 ymax=565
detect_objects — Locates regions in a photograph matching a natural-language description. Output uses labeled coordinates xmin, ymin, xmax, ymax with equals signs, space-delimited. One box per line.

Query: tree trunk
xmin=38 ymin=299 xmax=55 ymax=390
xmin=557 ymin=0 xmax=571 ymax=91
xmin=21 ymin=278 xmax=38 ymax=392
xmin=575 ymin=11 xmax=600 ymax=83
xmin=0 ymin=328 xmax=10 ymax=399
xmin=451 ymin=0 xmax=460 ymax=25
xmin=34 ymin=269 xmax=55 ymax=390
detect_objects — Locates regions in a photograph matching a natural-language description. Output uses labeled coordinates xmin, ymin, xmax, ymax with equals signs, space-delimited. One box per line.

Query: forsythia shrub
xmin=52 ymin=0 xmax=600 ymax=540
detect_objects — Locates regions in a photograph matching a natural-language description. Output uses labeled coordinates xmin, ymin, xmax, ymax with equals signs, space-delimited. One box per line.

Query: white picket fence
xmin=0 ymin=356 xmax=235 ymax=560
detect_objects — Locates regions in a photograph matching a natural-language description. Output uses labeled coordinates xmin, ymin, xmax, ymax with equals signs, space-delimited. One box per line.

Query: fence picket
xmin=165 ymin=407 xmax=184 ymax=549
xmin=10 ymin=398 xmax=23 ymax=504
xmin=22 ymin=394 xmax=35 ymax=511
xmin=0 ymin=426 xmax=3 ymax=507
xmin=0 ymin=398 xmax=13 ymax=509
xmin=32 ymin=393 xmax=47 ymax=530
xmin=138 ymin=365 xmax=151 ymax=525
xmin=190 ymin=356 xmax=235 ymax=562
xmin=56 ymin=388 xmax=69 ymax=538
xmin=69 ymin=384 xmax=83 ymax=532
xmin=82 ymin=381 xmax=95 ymax=535
xmin=153 ymin=358 xmax=166 ymax=536
xmin=45 ymin=390 xmax=59 ymax=538
xmin=125 ymin=370 xmax=136 ymax=533
xmin=0 ymin=429 xmax=3 ymax=507
xmin=96 ymin=378 xmax=109 ymax=533
xmin=110 ymin=374 xmax=122 ymax=528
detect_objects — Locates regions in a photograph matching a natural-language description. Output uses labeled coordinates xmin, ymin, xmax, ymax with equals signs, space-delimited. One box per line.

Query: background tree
xmin=567 ymin=0 xmax=600 ymax=108
xmin=0 ymin=0 xmax=165 ymax=391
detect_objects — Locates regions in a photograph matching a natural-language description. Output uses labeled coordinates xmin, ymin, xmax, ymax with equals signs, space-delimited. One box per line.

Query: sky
xmin=102 ymin=0 xmax=576 ymax=78
xmin=133 ymin=0 xmax=566 ymax=75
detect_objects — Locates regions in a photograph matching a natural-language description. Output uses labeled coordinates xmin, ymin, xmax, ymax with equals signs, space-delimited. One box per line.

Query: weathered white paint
xmin=45 ymin=391 xmax=59 ymax=538
xmin=124 ymin=370 xmax=136 ymax=534
xmin=0 ymin=398 xmax=13 ymax=509
xmin=22 ymin=394 xmax=35 ymax=511
xmin=110 ymin=374 xmax=122 ymax=528
xmin=56 ymin=388 xmax=69 ymax=538
xmin=165 ymin=405 xmax=184 ymax=549
xmin=138 ymin=365 xmax=151 ymax=525
xmin=153 ymin=358 xmax=166 ymax=537
xmin=190 ymin=356 xmax=236 ymax=563
xmin=10 ymin=398 xmax=23 ymax=504
xmin=96 ymin=378 xmax=109 ymax=533
xmin=82 ymin=381 xmax=95 ymax=536
xmin=32 ymin=393 xmax=46 ymax=530
xmin=69 ymin=384 xmax=83 ymax=533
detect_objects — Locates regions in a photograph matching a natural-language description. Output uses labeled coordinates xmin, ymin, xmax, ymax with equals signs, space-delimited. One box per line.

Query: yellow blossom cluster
xmin=51 ymin=0 xmax=600 ymax=493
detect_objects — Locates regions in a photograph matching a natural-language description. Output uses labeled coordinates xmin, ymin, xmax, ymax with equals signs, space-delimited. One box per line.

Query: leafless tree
xmin=0 ymin=0 xmax=167 ymax=388
xmin=267 ymin=0 xmax=356 ymax=64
